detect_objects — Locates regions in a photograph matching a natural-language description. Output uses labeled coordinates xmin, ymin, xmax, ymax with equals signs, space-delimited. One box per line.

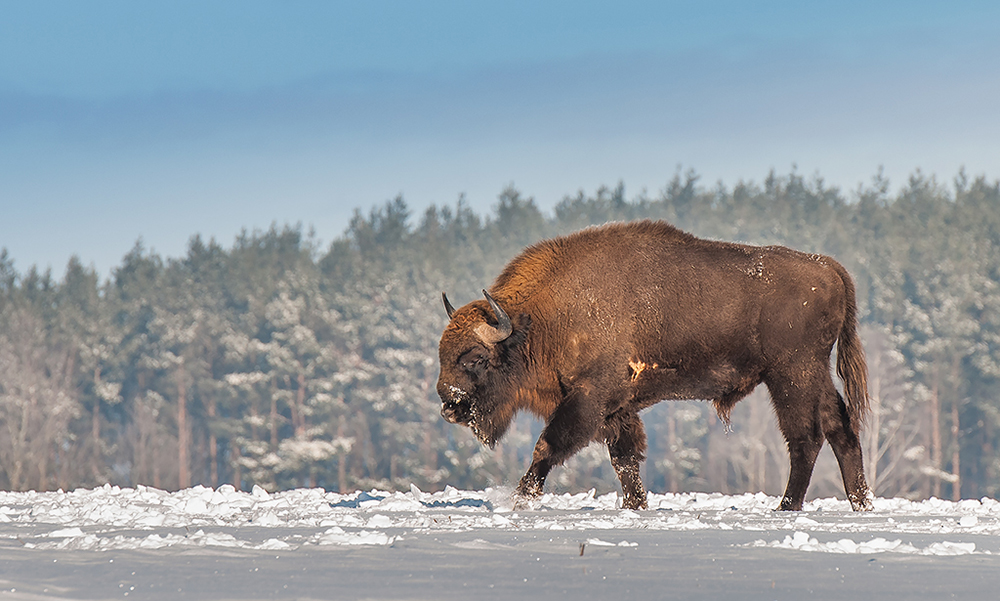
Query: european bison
xmin=437 ymin=220 xmax=872 ymax=511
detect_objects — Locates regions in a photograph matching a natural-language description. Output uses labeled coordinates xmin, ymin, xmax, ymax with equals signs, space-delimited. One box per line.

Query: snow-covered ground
xmin=2 ymin=485 xmax=1000 ymax=599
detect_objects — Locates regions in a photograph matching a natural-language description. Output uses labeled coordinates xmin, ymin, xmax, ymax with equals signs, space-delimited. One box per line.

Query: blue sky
xmin=2 ymin=1 xmax=998 ymax=277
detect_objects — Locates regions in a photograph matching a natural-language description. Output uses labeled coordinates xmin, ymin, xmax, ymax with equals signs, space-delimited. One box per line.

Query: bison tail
xmin=834 ymin=262 xmax=870 ymax=434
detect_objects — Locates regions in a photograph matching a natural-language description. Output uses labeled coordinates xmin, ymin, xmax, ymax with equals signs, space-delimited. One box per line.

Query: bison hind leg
xmin=821 ymin=390 xmax=874 ymax=511
xmin=604 ymin=411 xmax=649 ymax=510
xmin=765 ymin=370 xmax=826 ymax=511
xmin=769 ymin=367 xmax=873 ymax=512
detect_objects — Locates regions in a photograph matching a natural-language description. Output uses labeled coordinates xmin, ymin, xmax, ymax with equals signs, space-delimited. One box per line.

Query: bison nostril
xmin=441 ymin=401 xmax=471 ymax=424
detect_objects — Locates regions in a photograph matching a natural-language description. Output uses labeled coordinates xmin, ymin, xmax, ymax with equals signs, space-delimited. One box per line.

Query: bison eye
xmin=458 ymin=349 xmax=488 ymax=373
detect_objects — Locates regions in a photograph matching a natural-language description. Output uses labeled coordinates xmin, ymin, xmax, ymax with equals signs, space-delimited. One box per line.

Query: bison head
xmin=437 ymin=289 xmax=529 ymax=447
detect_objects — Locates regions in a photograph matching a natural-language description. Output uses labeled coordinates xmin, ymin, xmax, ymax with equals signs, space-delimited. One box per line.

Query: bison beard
xmin=437 ymin=220 xmax=873 ymax=512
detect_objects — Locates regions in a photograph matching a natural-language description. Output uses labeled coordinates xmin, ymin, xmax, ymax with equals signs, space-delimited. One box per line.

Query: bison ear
xmin=502 ymin=313 xmax=531 ymax=349
xmin=442 ymin=292 xmax=456 ymax=318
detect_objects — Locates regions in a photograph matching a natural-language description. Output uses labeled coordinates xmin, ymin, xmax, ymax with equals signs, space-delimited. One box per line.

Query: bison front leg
xmin=515 ymin=395 xmax=603 ymax=503
xmin=515 ymin=439 xmax=554 ymax=499
xmin=606 ymin=412 xmax=649 ymax=510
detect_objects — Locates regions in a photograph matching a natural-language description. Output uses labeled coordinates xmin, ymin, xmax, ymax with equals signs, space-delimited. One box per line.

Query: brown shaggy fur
xmin=437 ymin=220 xmax=872 ymax=511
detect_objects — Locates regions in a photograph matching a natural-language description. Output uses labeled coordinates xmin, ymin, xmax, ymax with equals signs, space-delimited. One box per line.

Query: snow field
xmin=2 ymin=483 xmax=998 ymax=556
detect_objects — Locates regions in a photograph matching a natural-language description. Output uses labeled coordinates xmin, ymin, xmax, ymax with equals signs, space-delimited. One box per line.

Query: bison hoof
xmin=849 ymin=490 xmax=874 ymax=512
xmin=775 ymin=496 xmax=803 ymax=511
xmin=515 ymin=474 xmax=544 ymax=500
xmin=512 ymin=478 xmax=544 ymax=510
xmin=621 ymin=494 xmax=648 ymax=510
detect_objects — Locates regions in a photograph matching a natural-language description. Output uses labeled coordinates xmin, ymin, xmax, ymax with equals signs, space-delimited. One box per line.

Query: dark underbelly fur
xmin=630 ymin=359 xmax=761 ymax=411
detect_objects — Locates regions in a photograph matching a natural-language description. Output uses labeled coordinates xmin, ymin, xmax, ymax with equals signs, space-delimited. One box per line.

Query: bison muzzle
xmin=437 ymin=220 xmax=873 ymax=511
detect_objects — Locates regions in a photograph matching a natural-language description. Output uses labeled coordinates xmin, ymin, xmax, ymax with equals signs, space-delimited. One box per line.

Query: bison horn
xmin=477 ymin=289 xmax=513 ymax=344
xmin=442 ymin=292 xmax=456 ymax=318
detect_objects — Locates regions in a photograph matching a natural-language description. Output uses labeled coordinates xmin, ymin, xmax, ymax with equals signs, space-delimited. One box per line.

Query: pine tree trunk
xmin=338 ymin=456 xmax=347 ymax=493
xmin=270 ymin=393 xmax=279 ymax=450
xmin=12 ymin=388 xmax=35 ymax=491
xmin=232 ymin=444 xmax=243 ymax=491
xmin=667 ymin=402 xmax=678 ymax=492
xmin=250 ymin=404 xmax=259 ymax=442
xmin=37 ymin=444 xmax=48 ymax=492
xmin=337 ymin=416 xmax=347 ymax=493
xmin=749 ymin=394 xmax=765 ymax=493
xmin=295 ymin=372 xmax=306 ymax=436
xmin=177 ymin=363 xmax=190 ymax=489
xmin=208 ymin=397 xmax=218 ymax=487
xmin=868 ymin=367 xmax=881 ymax=493
xmin=153 ymin=440 xmax=161 ymax=490
xmin=92 ymin=367 xmax=103 ymax=481
xmin=58 ymin=437 xmax=69 ymax=491
xmin=422 ymin=428 xmax=435 ymax=472
xmin=92 ymin=397 xmax=102 ymax=480
xmin=951 ymin=395 xmax=961 ymax=501
xmin=930 ymin=366 xmax=941 ymax=498
xmin=269 ymin=377 xmax=279 ymax=449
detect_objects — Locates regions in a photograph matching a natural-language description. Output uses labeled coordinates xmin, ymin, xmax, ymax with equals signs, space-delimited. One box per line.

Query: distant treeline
xmin=1 ymin=168 xmax=999 ymax=501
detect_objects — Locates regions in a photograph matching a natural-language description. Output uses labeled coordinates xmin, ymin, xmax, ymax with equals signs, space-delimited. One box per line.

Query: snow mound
xmin=749 ymin=530 xmax=981 ymax=556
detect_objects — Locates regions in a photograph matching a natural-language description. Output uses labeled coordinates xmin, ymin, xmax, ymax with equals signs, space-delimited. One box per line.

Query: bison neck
xmin=470 ymin=363 xmax=561 ymax=447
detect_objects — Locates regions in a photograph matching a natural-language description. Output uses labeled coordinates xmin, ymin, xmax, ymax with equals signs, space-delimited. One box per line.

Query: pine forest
xmin=2 ymin=168 xmax=999 ymax=503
